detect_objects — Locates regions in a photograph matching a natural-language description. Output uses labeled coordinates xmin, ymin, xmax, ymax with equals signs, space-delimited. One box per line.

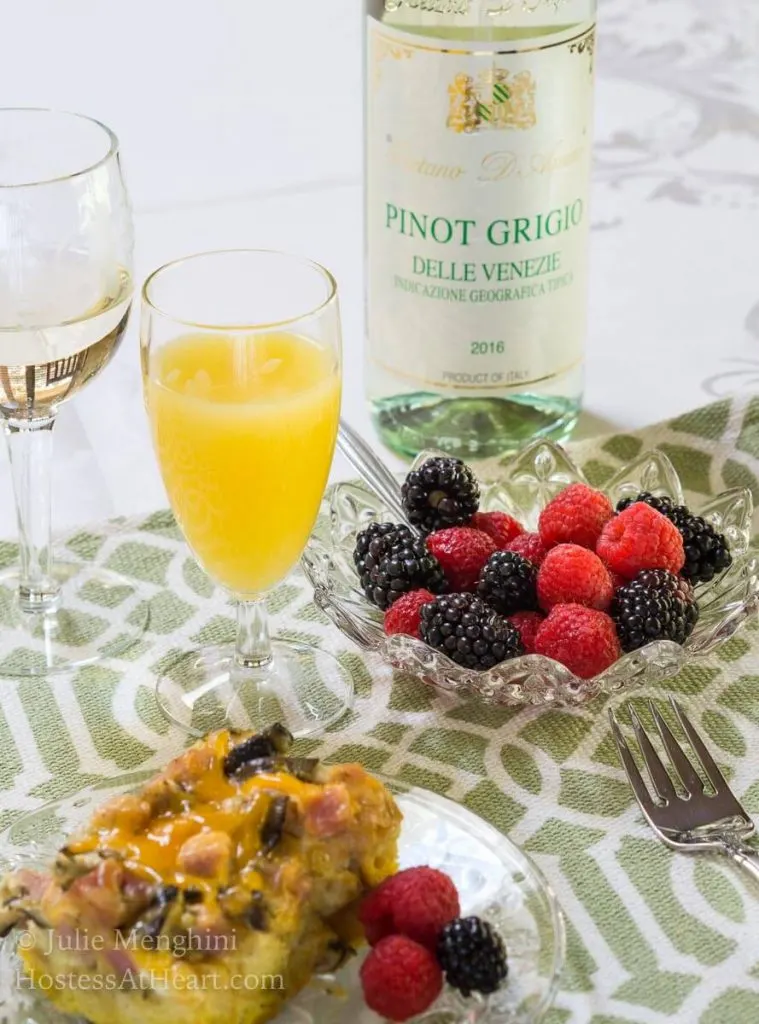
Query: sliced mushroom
xmin=281 ymin=757 xmax=326 ymax=783
xmin=260 ymin=796 xmax=289 ymax=854
xmin=316 ymin=939 xmax=355 ymax=973
xmin=142 ymin=777 xmax=186 ymax=817
xmin=247 ymin=891 xmax=267 ymax=932
xmin=265 ymin=723 xmax=294 ymax=755
xmin=131 ymin=885 xmax=180 ymax=947
xmin=54 ymin=850 xmax=104 ymax=889
xmin=0 ymin=900 xmax=27 ymax=939
xmin=223 ymin=724 xmax=294 ymax=777
xmin=0 ymin=872 xmax=51 ymax=936
xmin=232 ymin=757 xmax=278 ymax=781
xmin=0 ymin=900 xmax=50 ymax=936
xmin=216 ymin=887 xmax=268 ymax=932
xmin=224 ymin=738 xmax=276 ymax=778
xmin=217 ymin=885 xmax=250 ymax=919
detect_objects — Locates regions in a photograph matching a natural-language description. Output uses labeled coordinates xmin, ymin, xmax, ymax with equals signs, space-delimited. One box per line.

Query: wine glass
xmin=0 ymin=109 xmax=146 ymax=676
xmin=141 ymin=249 xmax=353 ymax=737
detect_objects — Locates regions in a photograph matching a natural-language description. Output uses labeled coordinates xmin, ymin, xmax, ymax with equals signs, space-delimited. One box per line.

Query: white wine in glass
xmin=0 ymin=266 xmax=132 ymax=412
xmin=0 ymin=109 xmax=147 ymax=676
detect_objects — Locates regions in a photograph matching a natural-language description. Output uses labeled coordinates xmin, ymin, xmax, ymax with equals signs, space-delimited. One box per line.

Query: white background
xmin=2 ymin=0 xmax=759 ymax=533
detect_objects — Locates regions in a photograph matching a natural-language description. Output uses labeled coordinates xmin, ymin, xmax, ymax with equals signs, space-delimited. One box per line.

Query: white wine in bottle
xmin=364 ymin=0 xmax=597 ymax=459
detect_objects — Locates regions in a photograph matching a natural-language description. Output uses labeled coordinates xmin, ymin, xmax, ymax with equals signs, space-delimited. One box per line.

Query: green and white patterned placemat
xmin=1 ymin=396 xmax=759 ymax=1024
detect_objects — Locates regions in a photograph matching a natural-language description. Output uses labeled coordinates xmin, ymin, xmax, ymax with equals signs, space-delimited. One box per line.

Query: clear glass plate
xmin=0 ymin=776 xmax=564 ymax=1024
xmin=303 ymin=440 xmax=759 ymax=707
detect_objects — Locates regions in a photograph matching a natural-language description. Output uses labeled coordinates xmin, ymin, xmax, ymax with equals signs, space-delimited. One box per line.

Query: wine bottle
xmin=364 ymin=0 xmax=597 ymax=459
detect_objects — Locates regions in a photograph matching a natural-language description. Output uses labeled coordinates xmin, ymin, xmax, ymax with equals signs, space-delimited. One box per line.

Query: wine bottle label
xmin=366 ymin=19 xmax=595 ymax=395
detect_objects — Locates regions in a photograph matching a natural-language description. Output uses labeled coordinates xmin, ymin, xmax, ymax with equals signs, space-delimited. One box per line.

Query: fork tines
xmin=609 ymin=697 xmax=729 ymax=806
xmin=610 ymin=697 xmax=755 ymax=853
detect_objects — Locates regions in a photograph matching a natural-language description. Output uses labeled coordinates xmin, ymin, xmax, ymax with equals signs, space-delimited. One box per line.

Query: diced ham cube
xmin=303 ymin=785 xmax=351 ymax=838
xmin=177 ymin=831 xmax=233 ymax=881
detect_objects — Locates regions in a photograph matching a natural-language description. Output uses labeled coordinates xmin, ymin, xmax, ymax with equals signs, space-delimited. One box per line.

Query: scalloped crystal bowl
xmin=302 ymin=441 xmax=759 ymax=707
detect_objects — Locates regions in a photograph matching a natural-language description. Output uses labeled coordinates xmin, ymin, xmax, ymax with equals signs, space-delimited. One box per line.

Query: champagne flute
xmin=141 ymin=249 xmax=353 ymax=736
xmin=0 ymin=109 xmax=146 ymax=676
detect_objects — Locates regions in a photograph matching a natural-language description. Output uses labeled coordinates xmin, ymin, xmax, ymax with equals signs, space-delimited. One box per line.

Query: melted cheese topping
xmin=67 ymin=732 xmax=326 ymax=895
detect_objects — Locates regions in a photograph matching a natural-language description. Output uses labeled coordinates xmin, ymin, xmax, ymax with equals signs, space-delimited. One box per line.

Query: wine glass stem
xmin=235 ymin=596 xmax=273 ymax=669
xmin=2 ymin=413 xmax=60 ymax=612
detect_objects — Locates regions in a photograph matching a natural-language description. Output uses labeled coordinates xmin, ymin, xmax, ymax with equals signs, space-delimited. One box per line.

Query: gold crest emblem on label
xmin=447 ymin=69 xmax=536 ymax=133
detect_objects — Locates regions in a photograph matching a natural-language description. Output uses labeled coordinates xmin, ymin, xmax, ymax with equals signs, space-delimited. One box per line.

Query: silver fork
xmin=609 ymin=698 xmax=759 ymax=884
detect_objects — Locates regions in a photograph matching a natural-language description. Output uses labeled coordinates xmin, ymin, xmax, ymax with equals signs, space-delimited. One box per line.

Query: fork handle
xmin=718 ymin=834 xmax=759 ymax=885
xmin=337 ymin=420 xmax=414 ymax=531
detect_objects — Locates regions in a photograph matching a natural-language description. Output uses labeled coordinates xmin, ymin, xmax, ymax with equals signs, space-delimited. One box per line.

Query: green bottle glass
xmin=364 ymin=0 xmax=597 ymax=459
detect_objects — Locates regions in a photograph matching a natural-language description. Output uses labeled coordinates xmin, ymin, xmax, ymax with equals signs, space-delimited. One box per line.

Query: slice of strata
xmin=0 ymin=725 xmax=401 ymax=1024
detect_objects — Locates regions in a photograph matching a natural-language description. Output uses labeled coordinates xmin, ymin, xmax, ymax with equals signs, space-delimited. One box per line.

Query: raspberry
xmin=596 ymin=503 xmax=685 ymax=578
xmin=360 ymin=936 xmax=443 ymax=1022
xmin=384 ymin=589 xmax=435 ymax=639
xmin=538 ymin=483 xmax=614 ymax=550
xmin=427 ymin=527 xmax=496 ymax=592
xmin=471 ymin=511 xmax=524 ymax=549
xmin=359 ymin=865 xmax=461 ymax=950
xmin=537 ymin=544 xmax=613 ymax=612
xmin=617 ymin=492 xmax=732 ymax=584
xmin=508 ymin=611 xmax=544 ymax=654
xmin=534 ymin=604 xmax=621 ymax=679
xmin=608 ymin=570 xmax=627 ymax=592
xmin=506 ymin=531 xmax=549 ymax=567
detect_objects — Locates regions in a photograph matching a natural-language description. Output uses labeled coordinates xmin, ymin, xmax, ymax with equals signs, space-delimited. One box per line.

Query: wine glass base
xmin=155 ymin=639 xmax=354 ymax=738
xmin=0 ymin=562 xmax=149 ymax=677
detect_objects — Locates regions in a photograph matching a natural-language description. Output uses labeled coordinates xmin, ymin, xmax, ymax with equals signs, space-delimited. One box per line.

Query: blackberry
xmin=402 ymin=456 xmax=479 ymax=534
xmin=353 ymin=522 xmax=396 ymax=572
xmin=616 ymin=491 xmax=673 ymax=516
xmin=437 ymin=916 xmax=508 ymax=997
xmin=419 ymin=593 xmax=523 ymax=670
xmin=477 ymin=551 xmax=538 ymax=616
xmin=612 ymin=569 xmax=699 ymax=652
xmin=616 ymin=492 xmax=732 ymax=585
xmin=223 ymin=723 xmax=294 ymax=777
xmin=353 ymin=522 xmax=447 ymax=611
